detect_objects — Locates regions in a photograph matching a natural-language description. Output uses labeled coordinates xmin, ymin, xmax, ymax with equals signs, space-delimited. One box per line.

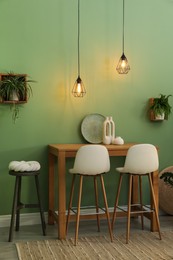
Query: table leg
xmin=58 ymin=151 xmax=66 ymax=239
xmin=48 ymin=153 xmax=55 ymax=225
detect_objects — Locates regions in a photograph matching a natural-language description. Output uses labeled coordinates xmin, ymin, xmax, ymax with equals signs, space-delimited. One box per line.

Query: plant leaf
xmin=160 ymin=172 xmax=173 ymax=187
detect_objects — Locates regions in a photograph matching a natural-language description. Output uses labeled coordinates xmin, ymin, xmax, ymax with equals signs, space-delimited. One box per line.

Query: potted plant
xmin=149 ymin=94 xmax=172 ymax=121
xmin=160 ymin=172 xmax=173 ymax=187
xmin=0 ymin=72 xmax=35 ymax=123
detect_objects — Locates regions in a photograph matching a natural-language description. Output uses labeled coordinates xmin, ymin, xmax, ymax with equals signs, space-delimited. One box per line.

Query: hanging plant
xmin=0 ymin=72 xmax=35 ymax=123
xmin=150 ymin=94 xmax=172 ymax=120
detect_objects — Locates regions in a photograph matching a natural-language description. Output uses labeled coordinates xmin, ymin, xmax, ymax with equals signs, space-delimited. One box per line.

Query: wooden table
xmin=48 ymin=143 xmax=159 ymax=239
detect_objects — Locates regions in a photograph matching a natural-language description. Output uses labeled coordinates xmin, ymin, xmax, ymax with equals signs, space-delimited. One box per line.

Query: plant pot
xmin=9 ymin=91 xmax=19 ymax=101
xmin=155 ymin=113 xmax=165 ymax=121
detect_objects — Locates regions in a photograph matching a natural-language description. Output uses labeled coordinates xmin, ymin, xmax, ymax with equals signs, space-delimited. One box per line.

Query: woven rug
xmin=16 ymin=231 xmax=173 ymax=260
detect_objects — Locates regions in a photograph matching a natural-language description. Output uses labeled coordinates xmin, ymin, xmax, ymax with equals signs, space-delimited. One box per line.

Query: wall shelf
xmin=0 ymin=73 xmax=28 ymax=103
xmin=149 ymin=98 xmax=166 ymax=121
xmin=0 ymin=100 xmax=27 ymax=104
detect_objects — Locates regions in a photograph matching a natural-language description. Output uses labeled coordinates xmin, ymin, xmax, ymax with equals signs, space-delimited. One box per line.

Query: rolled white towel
xmin=9 ymin=161 xmax=41 ymax=172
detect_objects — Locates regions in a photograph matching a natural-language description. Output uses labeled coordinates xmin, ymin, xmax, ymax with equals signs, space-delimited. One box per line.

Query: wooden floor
xmin=0 ymin=215 xmax=173 ymax=260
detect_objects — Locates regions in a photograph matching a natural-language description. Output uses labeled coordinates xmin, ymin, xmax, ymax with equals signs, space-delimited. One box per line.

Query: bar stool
xmin=66 ymin=145 xmax=113 ymax=245
xmin=111 ymin=144 xmax=162 ymax=244
xmin=8 ymin=161 xmax=46 ymax=242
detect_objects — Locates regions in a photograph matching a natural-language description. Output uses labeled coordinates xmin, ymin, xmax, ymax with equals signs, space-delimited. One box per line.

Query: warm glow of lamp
xmin=116 ymin=53 xmax=130 ymax=74
xmin=116 ymin=0 xmax=130 ymax=74
xmin=72 ymin=0 xmax=86 ymax=97
xmin=72 ymin=76 xmax=86 ymax=97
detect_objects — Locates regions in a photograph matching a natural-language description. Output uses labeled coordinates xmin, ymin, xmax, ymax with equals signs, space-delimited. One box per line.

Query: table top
xmin=48 ymin=143 xmax=137 ymax=157
xmin=49 ymin=143 xmax=135 ymax=150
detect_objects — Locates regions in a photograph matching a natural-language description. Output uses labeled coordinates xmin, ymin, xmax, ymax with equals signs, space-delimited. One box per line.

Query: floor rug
xmin=16 ymin=231 xmax=173 ymax=260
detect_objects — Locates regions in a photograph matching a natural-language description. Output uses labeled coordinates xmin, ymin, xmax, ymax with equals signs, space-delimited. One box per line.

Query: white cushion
xmin=9 ymin=161 xmax=41 ymax=172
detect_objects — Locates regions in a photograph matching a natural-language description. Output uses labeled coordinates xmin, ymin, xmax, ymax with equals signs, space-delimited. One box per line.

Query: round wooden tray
xmin=159 ymin=166 xmax=173 ymax=215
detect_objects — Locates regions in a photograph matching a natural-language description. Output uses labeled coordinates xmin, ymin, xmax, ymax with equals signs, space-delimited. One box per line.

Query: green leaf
xmin=160 ymin=172 xmax=173 ymax=187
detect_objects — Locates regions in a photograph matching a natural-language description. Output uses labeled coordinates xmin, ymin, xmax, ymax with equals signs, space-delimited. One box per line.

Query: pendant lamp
xmin=116 ymin=0 xmax=130 ymax=74
xmin=72 ymin=0 xmax=86 ymax=97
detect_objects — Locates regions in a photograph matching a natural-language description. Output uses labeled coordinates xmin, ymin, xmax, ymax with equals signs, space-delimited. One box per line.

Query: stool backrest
xmin=123 ymin=144 xmax=159 ymax=174
xmin=69 ymin=145 xmax=110 ymax=175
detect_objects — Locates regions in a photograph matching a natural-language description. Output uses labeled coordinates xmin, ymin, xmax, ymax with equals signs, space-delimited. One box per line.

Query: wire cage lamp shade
xmin=116 ymin=0 xmax=130 ymax=74
xmin=116 ymin=53 xmax=130 ymax=74
xmin=72 ymin=0 xmax=86 ymax=97
xmin=72 ymin=76 xmax=86 ymax=97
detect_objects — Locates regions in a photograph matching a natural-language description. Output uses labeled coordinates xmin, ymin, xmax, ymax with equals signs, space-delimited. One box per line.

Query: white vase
xmin=103 ymin=117 xmax=111 ymax=145
xmin=109 ymin=116 xmax=115 ymax=144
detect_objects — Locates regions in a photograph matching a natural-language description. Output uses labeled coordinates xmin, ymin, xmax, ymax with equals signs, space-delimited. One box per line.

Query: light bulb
xmin=72 ymin=76 xmax=86 ymax=97
xmin=77 ymin=83 xmax=82 ymax=94
xmin=121 ymin=59 xmax=126 ymax=68
xmin=116 ymin=53 xmax=130 ymax=74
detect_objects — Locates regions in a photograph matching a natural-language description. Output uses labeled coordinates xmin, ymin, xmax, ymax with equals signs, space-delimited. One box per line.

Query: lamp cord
xmin=122 ymin=0 xmax=125 ymax=53
xmin=77 ymin=0 xmax=80 ymax=77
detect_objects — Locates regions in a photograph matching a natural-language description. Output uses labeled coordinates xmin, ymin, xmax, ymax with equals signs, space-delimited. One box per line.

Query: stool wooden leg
xmin=139 ymin=176 xmax=144 ymax=230
xmin=16 ymin=176 xmax=22 ymax=231
xmin=75 ymin=175 xmax=83 ymax=246
xmin=94 ymin=176 xmax=100 ymax=232
xmin=8 ymin=176 xmax=20 ymax=242
xmin=112 ymin=173 xmax=123 ymax=230
xmin=127 ymin=174 xmax=132 ymax=244
xmin=148 ymin=173 xmax=162 ymax=240
xmin=100 ymin=175 xmax=113 ymax=242
xmin=66 ymin=175 xmax=76 ymax=234
xmin=35 ymin=176 xmax=46 ymax=236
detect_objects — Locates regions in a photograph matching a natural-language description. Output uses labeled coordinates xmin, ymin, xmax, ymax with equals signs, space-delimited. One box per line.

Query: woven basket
xmin=159 ymin=166 xmax=173 ymax=215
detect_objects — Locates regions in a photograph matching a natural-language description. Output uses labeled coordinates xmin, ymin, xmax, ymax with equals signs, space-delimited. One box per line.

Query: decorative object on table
xmin=103 ymin=116 xmax=116 ymax=145
xmin=149 ymin=94 xmax=172 ymax=121
xmin=72 ymin=0 xmax=86 ymax=97
xmin=112 ymin=136 xmax=124 ymax=145
xmin=0 ymin=72 xmax=35 ymax=123
xmin=103 ymin=117 xmax=111 ymax=145
xmin=159 ymin=166 xmax=173 ymax=215
xmin=81 ymin=113 xmax=105 ymax=143
xmin=109 ymin=116 xmax=115 ymax=143
xmin=116 ymin=0 xmax=130 ymax=74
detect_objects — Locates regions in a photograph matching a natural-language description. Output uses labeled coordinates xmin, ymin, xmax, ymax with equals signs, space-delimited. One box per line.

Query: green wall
xmin=0 ymin=0 xmax=173 ymax=215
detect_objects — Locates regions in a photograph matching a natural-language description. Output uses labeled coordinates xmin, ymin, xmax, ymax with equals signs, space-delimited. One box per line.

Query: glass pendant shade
xmin=72 ymin=76 xmax=86 ymax=97
xmin=116 ymin=53 xmax=130 ymax=74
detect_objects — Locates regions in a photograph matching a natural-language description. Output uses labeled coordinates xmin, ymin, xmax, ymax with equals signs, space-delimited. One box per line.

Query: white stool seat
xmin=9 ymin=161 xmax=41 ymax=172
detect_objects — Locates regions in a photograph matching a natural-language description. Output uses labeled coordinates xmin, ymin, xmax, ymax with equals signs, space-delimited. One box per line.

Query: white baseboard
xmin=0 ymin=207 xmax=165 ymax=228
xmin=0 ymin=212 xmax=48 ymax=228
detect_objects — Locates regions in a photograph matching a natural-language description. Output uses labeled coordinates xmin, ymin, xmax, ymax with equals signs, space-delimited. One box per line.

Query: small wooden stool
xmin=8 ymin=170 xmax=46 ymax=242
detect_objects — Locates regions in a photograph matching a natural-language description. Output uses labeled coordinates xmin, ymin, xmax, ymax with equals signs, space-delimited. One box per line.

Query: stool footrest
xmin=70 ymin=205 xmax=106 ymax=215
xmin=117 ymin=204 xmax=155 ymax=214
xmin=117 ymin=204 xmax=154 ymax=214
